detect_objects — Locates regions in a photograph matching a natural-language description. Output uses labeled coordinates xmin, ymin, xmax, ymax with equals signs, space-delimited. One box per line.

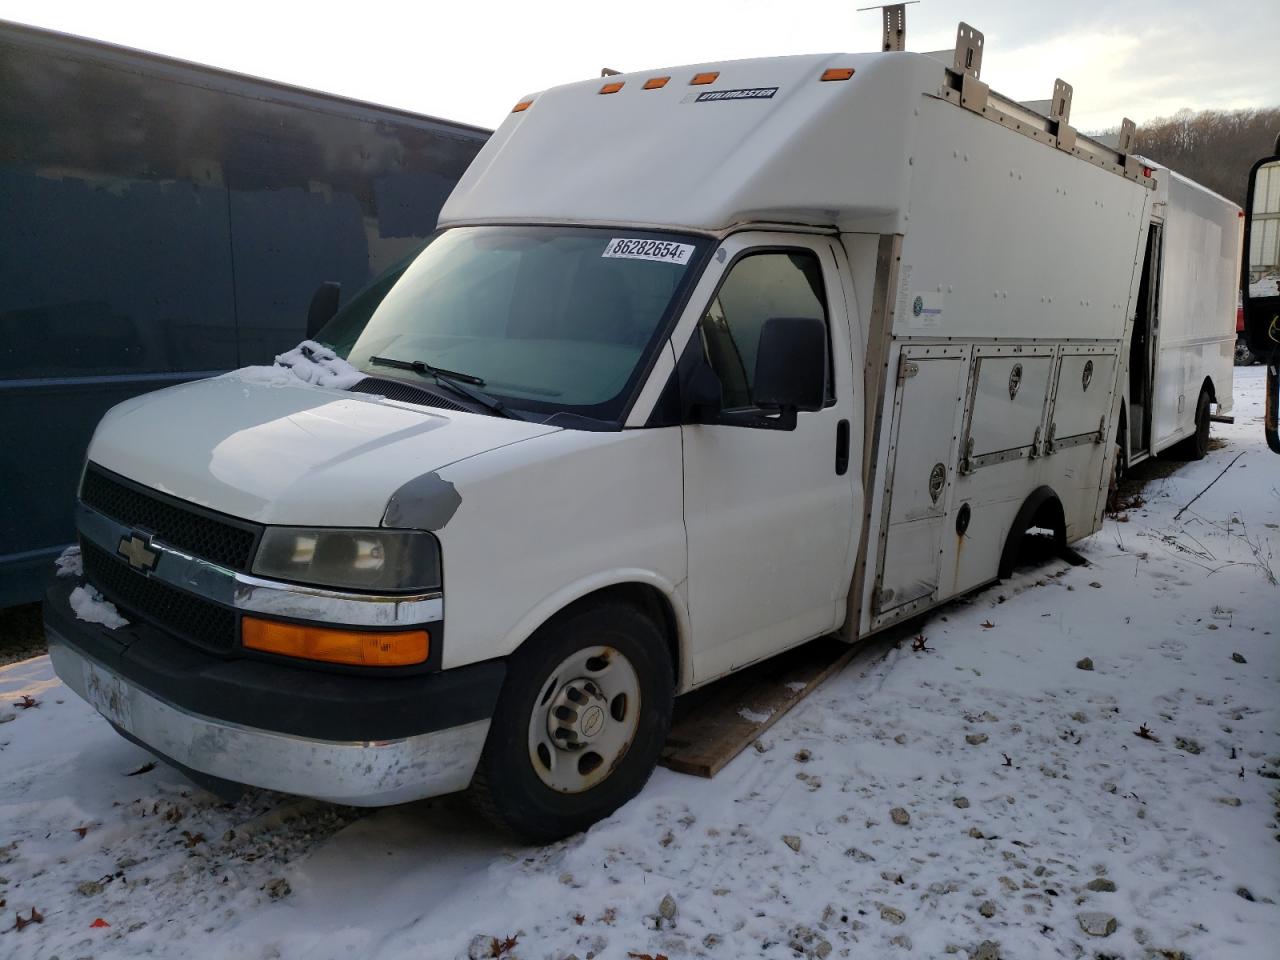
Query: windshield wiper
xmin=368 ymin=355 xmax=525 ymax=420
xmin=369 ymin=355 xmax=485 ymax=385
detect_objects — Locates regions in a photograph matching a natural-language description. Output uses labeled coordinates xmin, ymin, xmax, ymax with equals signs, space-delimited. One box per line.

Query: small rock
xmin=880 ymin=906 xmax=906 ymax=925
xmin=752 ymin=739 xmax=771 ymax=753
xmin=1175 ymin=737 xmax=1202 ymax=755
xmin=889 ymin=934 xmax=912 ymax=949
xmin=795 ymin=749 xmax=812 ymax=762
xmin=881 ymin=871 xmax=904 ymax=884
xmin=77 ymin=880 xmax=104 ymax=897
xmin=1076 ymin=657 xmax=1094 ymax=671
xmin=264 ymin=877 xmax=291 ymax=901
xmin=815 ymin=940 xmax=832 ymax=958
xmin=659 ymin=894 xmax=678 ymax=921
xmin=703 ymin=934 xmax=722 ymax=949
xmin=978 ymin=900 xmax=997 ymax=918
xmin=844 ymin=847 xmax=875 ymax=862
xmin=1086 ymin=878 xmax=1117 ymax=893
xmin=890 ymin=807 xmax=911 ymax=826
xmin=782 ymin=835 xmax=802 ymax=853
xmin=968 ymin=827 xmax=986 ymax=839
xmin=1070 ymin=711 xmax=1089 ymax=723
xmin=894 ymin=733 xmax=907 ymax=744
xmin=115 ymin=856 xmax=139 ymax=870
xmin=1231 ymin=652 xmax=1247 ymax=664
xmin=468 ymin=935 xmax=495 ymax=960
xmin=1236 ymin=886 xmax=1256 ymax=902
xmin=966 ymin=733 xmax=989 ymax=746
xmin=971 ymin=941 xmax=1001 ymax=960
xmin=1077 ymin=912 xmax=1117 ymax=937
xmin=1216 ymin=796 xmax=1242 ymax=807
xmin=1034 ymin=865 xmax=1046 ymax=877
xmin=1102 ymin=782 xmax=1117 ymax=793
xmin=953 ymin=797 xmax=970 ymax=809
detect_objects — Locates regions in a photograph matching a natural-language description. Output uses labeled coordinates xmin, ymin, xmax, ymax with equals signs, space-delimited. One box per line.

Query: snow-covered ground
xmin=1 ymin=367 xmax=1277 ymax=960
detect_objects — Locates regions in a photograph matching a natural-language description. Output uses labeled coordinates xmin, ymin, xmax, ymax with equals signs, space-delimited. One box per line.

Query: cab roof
xmin=438 ymin=52 xmax=946 ymax=235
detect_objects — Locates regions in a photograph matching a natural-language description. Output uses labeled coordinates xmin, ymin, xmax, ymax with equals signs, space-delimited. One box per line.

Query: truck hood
xmin=87 ymin=373 xmax=561 ymax=526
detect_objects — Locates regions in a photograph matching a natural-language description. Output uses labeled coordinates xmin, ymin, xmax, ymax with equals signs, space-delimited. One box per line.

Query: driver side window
xmin=698 ymin=250 xmax=831 ymax=410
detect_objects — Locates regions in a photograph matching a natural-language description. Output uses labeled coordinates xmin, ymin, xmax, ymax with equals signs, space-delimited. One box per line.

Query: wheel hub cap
xmin=546 ymin=678 xmax=608 ymax=747
xmin=527 ymin=645 xmax=642 ymax=794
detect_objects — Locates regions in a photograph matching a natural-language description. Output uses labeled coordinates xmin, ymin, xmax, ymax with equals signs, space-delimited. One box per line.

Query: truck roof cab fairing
xmin=440 ymin=53 xmax=943 ymax=236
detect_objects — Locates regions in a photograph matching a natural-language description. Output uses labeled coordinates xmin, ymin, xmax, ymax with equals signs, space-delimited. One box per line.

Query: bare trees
xmin=1097 ymin=107 xmax=1280 ymax=207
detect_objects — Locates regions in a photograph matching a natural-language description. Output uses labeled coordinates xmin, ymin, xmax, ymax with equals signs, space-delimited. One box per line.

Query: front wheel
xmin=470 ymin=600 xmax=674 ymax=842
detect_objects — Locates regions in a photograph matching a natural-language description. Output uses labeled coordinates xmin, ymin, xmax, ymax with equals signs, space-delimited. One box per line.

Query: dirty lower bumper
xmin=44 ymin=576 xmax=504 ymax=806
xmin=49 ymin=631 xmax=490 ymax=805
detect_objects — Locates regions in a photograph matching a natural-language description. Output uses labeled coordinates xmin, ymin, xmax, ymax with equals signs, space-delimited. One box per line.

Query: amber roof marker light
xmin=821 ymin=68 xmax=856 ymax=81
xmin=643 ymin=76 xmax=670 ymax=90
xmin=599 ymin=81 xmax=625 ymax=94
xmin=512 ymin=100 xmax=533 ymax=113
xmin=690 ymin=71 xmax=719 ymax=85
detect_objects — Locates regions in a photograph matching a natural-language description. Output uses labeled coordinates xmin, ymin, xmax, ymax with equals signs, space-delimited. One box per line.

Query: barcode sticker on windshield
xmin=602 ymin=238 xmax=695 ymax=265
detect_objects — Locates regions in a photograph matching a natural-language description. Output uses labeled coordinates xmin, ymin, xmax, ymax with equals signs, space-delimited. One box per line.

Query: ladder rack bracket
xmin=953 ymin=22 xmax=984 ymax=79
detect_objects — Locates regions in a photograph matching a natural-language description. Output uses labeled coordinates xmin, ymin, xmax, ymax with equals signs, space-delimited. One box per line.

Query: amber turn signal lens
xmin=643 ymin=76 xmax=670 ymax=90
xmin=599 ymin=81 xmax=624 ymax=94
xmin=512 ymin=100 xmax=533 ymax=112
xmin=690 ymin=71 xmax=719 ymax=85
xmin=242 ymin=617 xmax=429 ymax=667
xmin=821 ymin=68 xmax=855 ymax=82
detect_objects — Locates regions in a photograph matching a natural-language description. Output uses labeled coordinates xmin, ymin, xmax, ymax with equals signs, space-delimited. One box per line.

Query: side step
xmin=661 ymin=636 xmax=857 ymax=778
xmin=1210 ymin=413 xmax=1235 ymax=424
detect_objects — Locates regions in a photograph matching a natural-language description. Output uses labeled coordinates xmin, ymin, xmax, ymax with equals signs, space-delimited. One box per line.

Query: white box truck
xmin=45 ymin=22 xmax=1240 ymax=840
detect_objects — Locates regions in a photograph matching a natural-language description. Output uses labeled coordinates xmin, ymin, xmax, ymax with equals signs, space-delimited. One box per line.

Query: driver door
xmin=674 ymin=233 xmax=860 ymax=683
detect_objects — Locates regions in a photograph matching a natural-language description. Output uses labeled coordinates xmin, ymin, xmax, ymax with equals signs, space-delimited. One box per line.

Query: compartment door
xmin=959 ymin=349 xmax=1055 ymax=473
xmin=873 ymin=349 xmax=967 ymax=621
xmin=1050 ymin=350 xmax=1118 ymax=450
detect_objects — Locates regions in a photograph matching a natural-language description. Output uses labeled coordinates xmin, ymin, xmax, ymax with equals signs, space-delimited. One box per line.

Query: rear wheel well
xmin=530 ymin=583 xmax=680 ymax=685
xmin=998 ymin=486 xmax=1066 ymax=579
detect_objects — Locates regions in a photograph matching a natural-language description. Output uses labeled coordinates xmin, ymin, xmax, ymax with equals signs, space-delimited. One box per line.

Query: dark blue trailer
xmin=0 ymin=20 xmax=490 ymax=606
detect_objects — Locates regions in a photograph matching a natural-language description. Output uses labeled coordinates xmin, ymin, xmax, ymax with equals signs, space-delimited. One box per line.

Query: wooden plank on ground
xmin=660 ymin=636 xmax=858 ymax=778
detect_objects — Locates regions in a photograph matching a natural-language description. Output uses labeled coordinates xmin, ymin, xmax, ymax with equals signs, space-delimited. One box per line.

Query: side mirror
xmin=306 ymin=281 xmax=342 ymax=340
xmin=1242 ymin=155 xmax=1280 ymax=363
xmin=753 ymin=316 xmax=827 ymax=415
xmin=1242 ymin=151 xmax=1280 ymax=454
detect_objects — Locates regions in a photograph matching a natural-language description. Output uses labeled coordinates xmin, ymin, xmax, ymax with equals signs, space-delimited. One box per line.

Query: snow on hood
xmin=231 ymin=340 xmax=365 ymax=390
xmin=86 ymin=373 xmax=561 ymax=527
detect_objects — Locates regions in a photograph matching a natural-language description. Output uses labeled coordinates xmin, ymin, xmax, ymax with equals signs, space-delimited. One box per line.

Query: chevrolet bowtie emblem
xmin=117 ymin=533 xmax=160 ymax=571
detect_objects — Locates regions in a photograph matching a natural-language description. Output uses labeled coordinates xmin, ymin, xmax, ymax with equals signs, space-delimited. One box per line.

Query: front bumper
xmin=45 ymin=578 xmax=504 ymax=806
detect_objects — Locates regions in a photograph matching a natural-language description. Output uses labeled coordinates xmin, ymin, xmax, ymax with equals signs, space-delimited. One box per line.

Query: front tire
xmin=470 ymin=599 xmax=674 ymax=842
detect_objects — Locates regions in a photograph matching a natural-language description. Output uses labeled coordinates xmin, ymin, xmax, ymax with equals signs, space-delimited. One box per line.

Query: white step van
xmin=46 ymin=23 xmax=1240 ymax=840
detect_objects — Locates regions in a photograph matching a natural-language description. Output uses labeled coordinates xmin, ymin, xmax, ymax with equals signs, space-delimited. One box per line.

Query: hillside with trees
xmin=1097 ymin=107 xmax=1280 ymax=207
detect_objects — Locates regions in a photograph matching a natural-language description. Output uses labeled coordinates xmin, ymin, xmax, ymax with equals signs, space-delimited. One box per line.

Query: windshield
xmin=318 ymin=226 xmax=708 ymax=422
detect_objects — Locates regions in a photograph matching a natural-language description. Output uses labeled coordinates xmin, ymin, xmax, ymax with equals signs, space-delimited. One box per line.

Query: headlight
xmin=252 ymin=528 xmax=440 ymax=593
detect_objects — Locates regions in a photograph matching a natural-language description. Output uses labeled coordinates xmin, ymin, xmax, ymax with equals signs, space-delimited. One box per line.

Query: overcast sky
xmin=6 ymin=1 xmax=1278 ymax=133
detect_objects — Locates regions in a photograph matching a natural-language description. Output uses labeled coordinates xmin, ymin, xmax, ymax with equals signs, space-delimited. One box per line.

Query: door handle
xmin=835 ymin=419 xmax=850 ymax=475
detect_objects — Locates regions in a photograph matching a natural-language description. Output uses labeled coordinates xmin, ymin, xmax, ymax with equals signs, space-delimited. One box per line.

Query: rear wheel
xmin=1171 ymin=388 xmax=1211 ymax=461
xmin=470 ymin=599 xmax=673 ymax=842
